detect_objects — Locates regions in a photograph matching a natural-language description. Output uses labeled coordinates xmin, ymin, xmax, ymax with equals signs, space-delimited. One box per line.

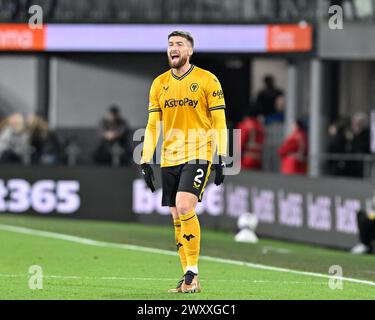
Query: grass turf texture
xmin=0 ymin=214 xmax=374 ymax=300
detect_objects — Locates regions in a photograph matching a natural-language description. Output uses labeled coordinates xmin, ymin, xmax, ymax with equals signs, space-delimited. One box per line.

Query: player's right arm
xmin=140 ymin=79 xmax=162 ymax=192
xmin=141 ymin=79 xmax=162 ymax=165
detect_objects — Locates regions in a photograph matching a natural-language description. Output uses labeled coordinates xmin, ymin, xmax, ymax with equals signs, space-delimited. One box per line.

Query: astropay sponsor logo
xmin=164 ymin=98 xmax=198 ymax=108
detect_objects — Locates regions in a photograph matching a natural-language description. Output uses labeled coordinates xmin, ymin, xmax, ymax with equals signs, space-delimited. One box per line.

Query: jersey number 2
xmin=194 ymin=169 xmax=205 ymax=185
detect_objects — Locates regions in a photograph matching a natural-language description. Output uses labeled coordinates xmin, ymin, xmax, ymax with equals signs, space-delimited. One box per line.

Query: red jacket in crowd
xmin=278 ymin=127 xmax=308 ymax=174
xmin=237 ymin=117 xmax=264 ymax=169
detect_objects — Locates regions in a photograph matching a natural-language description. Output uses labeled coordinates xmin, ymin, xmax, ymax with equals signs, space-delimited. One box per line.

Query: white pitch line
xmin=0 ymin=224 xmax=374 ymax=287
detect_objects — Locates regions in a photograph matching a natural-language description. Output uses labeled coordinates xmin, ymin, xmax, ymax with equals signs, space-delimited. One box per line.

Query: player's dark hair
xmin=168 ymin=30 xmax=194 ymax=48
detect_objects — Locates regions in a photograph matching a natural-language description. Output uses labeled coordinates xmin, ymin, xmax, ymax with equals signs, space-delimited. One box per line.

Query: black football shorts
xmin=161 ymin=160 xmax=212 ymax=207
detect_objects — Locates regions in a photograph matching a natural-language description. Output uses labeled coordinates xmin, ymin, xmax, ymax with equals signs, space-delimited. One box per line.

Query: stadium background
xmin=1 ymin=0 xmax=375 ymax=300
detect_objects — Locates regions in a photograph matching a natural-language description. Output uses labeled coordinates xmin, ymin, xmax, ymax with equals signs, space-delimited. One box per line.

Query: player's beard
xmin=168 ymin=54 xmax=188 ymax=69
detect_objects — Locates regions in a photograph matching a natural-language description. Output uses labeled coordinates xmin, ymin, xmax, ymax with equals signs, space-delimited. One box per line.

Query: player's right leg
xmin=168 ymin=206 xmax=188 ymax=293
xmin=161 ymin=164 xmax=188 ymax=292
xmin=170 ymin=206 xmax=187 ymax=273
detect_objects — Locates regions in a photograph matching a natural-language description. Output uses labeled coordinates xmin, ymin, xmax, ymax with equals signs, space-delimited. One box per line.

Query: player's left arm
xmin=206 ymin=74 xmax=228 ymax=185
xmin=211 ymin=109 xmax=228 ymax=157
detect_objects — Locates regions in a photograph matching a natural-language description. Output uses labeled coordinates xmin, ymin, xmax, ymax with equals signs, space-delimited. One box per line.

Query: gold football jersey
xmin=148 ymin=65 xmax=226 ymax=167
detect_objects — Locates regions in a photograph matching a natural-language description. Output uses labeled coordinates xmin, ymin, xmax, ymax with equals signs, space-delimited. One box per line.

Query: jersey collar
xmin=171 ymin=65 xmax=195 ymax=81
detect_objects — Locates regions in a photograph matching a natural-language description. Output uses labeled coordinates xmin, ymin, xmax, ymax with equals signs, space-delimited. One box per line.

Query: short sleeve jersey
xmin=148 ymin=65 xmax=226 ymax=167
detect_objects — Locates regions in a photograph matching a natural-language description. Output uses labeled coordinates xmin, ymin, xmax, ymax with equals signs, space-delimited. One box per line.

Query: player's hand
xmin=141 ymin=163 xmax=155 ymax=192
xmin=213 ymin=156 xmax=226 ymax=186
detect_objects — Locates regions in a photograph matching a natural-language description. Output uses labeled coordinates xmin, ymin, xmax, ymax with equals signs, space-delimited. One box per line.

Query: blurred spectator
xmin=0 ymin=113 xmax=28 ymax=163
xmin=351 ymin=112 xmax=370 ymax=153
xmin=237 ymin=108 xmax=264 ymax=170
xmin=255 ymin=75 xmax=283 ymax=118
xmin=326 ymin=118 xmax=350 ymax=176
xmin=26 ymin=114 xmax=61 ymax=165
xmin=351 ymin=191 xmax=375 ymax=254
xmin=347 ymin=112 xmax=370 ymax=177
xmin=264 ymin=92 xmax=285 ymax=125
xmin=93 ymin=105 xmax=131 ymax=165
xmin=278 ymin=119 xmax=308 ymax=175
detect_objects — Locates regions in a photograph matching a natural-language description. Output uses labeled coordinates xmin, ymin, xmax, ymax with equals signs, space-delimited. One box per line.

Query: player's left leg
xmin=176 ymin=191 xmax=201 ymax=293
xmin=175 ymin=162 xmax=211 ymax=293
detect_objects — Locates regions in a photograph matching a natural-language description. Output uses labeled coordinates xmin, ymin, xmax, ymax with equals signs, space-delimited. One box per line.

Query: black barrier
xmin=0 ymin=165 xmax=372 ymax=249
xmin=134 ymin=169 xmax=374 ymax=250
xmin=0 ymin=165 xmax=136 ymax=222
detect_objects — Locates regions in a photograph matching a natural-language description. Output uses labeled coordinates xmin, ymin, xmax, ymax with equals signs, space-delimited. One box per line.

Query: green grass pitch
xmin=0 ymin=214 xmax=374 ymax=300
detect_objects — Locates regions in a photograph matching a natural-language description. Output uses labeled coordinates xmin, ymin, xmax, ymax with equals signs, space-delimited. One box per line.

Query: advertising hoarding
xmin=0 ymin=165 xmax=370 ymax=249
xmin=0 ymin=23 xmax=313 ymax=53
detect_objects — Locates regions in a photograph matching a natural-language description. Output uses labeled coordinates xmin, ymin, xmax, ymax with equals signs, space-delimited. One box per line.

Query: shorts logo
xmin=176 ymin=242 xmax=183 ymax=251
xmin=190 ymin=83 xmax=199 ymax=92
xmin=183 ymin=234 xmax=195 ymax=241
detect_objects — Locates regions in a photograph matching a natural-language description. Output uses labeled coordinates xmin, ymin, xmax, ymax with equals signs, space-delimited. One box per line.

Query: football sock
xmin=173 ymin=218 xmax=187 ymax=273
xmin=180 ymin=210 xmax=200 ymax=273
